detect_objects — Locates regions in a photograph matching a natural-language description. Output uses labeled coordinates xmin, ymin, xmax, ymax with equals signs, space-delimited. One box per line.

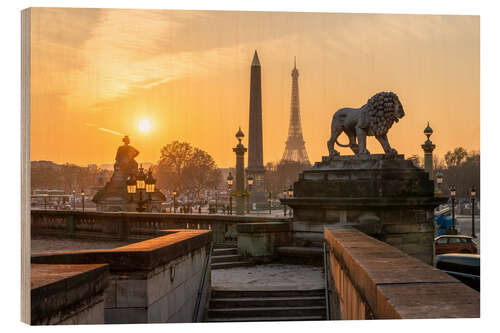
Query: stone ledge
xmin=324 ymin=226 xmax=479 ymax=319
xmin=31 ymin=230 xmax=212 ymax=273
xmin=237 ymin=222 xmax=290 ymax=233
xmin=31 ymin=263 xmax=109 ymax=325
xmin=285 ymin=197 xmax=442 ymax=208
xmin=31 ymin=209 xmax=291 ymax=223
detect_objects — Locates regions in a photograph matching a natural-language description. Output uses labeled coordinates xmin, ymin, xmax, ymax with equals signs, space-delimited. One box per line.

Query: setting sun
xmin=138 ymin=119 xmax=152 ymax=133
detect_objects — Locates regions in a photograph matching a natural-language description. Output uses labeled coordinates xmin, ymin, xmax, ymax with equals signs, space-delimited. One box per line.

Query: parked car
xmin=436 ymin=253 xmax=480 ymax=291
xmin=435 ymin=235 xmax=477 ymax=255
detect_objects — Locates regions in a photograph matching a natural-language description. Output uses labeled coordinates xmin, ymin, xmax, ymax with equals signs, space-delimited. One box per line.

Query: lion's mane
xmin=360 ymin=91 xmax=403 ymax=137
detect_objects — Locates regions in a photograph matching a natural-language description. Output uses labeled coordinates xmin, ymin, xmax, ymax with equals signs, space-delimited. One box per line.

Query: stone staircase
xmin=211 ymin=243 xmax=253 ymax=270
xmin=205 ymin=289 xmax=326 ymax=322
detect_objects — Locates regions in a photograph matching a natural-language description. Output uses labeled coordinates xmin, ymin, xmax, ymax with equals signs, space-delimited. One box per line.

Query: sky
xmin=30 ymin=8 xmax=480 ymax=168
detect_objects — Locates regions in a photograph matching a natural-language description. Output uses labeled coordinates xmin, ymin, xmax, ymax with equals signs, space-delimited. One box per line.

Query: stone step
xmin=211 ymin=254 xmax=243 ymax=263
xmin=293 ymin=232 xmax=325 ymax=247
xmin=205 ymin=315 xmax=325 ymax=322
xmin=210 ymin=296 xmax=325 ymax=309
xmin=207 ymin=306 xmax=326 ymax=319
xmin=276 ymin=246 xmax=323 ymax=257
xmin=212 ymin=247 xmax=238 ymax=256
xmin=214 ymin=242 xmax=238 ymax=249
xmin=211 ymin=261 xmax=254 ymax=270
xmin=211 ymin=289 xmax=324 ymax=299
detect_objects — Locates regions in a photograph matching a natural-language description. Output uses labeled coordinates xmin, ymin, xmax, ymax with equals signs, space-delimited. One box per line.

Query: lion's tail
xmin=335 ymin=139 xmax=351 ymax=148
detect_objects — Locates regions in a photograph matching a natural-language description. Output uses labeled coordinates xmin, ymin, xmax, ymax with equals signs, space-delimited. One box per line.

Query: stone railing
xmin=31 ymin=209 xmax=290 ymax=244
xmin=324 ymin=226 xmax=480 ymax=320
xmin=31 ymin=229 xmax=212 ymax=324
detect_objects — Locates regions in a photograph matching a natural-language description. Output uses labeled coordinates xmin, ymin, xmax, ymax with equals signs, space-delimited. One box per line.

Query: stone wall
xmin=31 ymin=209 xmax=290 ymax=244
xmin=31 ymin=264 xmax=109 ymax=325
xmin=236 ymin=222 xmax=290 ymax=259
xmin=31 ymin=229 xmax=212 ymax=324
xmin=324 ymin=226 xmax=479 ymax=319
xmin=104 ymin=244 xmax=208 ymax=323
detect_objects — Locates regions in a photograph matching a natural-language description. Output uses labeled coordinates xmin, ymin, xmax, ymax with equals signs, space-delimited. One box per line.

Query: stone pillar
xmin=233 ymin=128 xmax=248 ymax=215
xmin=421 ymin=122 xmax=435 ymax=180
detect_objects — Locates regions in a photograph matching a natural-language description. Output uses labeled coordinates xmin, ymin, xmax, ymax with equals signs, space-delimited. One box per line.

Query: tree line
xmin=409 ymin=147 xmax=480 ymax=199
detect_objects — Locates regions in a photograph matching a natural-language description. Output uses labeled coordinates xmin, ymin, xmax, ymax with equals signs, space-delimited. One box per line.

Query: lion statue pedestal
xmin=283 ymin=154 xmax=443 ymax=265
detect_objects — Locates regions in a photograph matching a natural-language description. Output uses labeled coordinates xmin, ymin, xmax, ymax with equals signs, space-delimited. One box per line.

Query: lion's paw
xmin=329 ymin=149 xmax=340 ymax=157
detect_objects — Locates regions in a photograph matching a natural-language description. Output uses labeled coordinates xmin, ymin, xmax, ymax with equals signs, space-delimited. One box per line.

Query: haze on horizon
xmin=30 ymin=8 xmax=480 ymax=168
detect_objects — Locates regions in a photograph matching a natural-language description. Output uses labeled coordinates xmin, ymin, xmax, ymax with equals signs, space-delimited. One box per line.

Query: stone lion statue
xmin=327 ymin=91 xmax=405 ymax=157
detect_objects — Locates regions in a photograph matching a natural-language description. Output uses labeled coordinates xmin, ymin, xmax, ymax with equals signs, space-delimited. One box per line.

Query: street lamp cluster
xmin=126 ymin=166 xmax=156 ymax=212
xmin=446 ymin=183 xmax=477 ymax=237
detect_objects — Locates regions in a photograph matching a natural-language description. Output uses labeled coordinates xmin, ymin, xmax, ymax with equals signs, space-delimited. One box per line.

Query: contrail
xmin=84 ymin=123 xmax=126 ymax=137
xmin=98 ymin=127 xmax=124 ymax=136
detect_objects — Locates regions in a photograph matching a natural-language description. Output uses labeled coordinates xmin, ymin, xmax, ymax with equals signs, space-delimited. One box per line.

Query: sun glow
xmin=138 ymin=119 xmax=152 ymax=133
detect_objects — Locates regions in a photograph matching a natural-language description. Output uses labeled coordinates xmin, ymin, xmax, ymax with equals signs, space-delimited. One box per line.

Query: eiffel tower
xmin=281 ymin=57 xmax=310 ymax=164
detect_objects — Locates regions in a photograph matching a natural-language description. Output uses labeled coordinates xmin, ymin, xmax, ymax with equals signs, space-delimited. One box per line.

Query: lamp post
xmin=215 ymin=189 xmax=218 ymax=214
xmin=470 ymin=186 xmax=476 ymax=238
xmin=268 ymin=191 xmax=272 ymax=215
xmin=43 ymin=193 xmax=48 ymax=210
xmin=287 ymin=187 xmax=294 ymax=217
xmin=233 ymin=127 xmax=247 ymax=215
xmin=173 ymin=190 xmax=178 ymax=213
xmin=81 ymin=190 xmax=85 ymax=212
xmin=435 ymin=171 xmax=443 ymax=197
xmin=283 ymin=189 xmax=287 ymax=216
xmin=449 ymin=185 xmax=456 ymax=233
xmin=72 ymin=190 xmax=76 ymax=210
xmin=421 ymin=122 xmax=436 ymax=180
xmin=135 ymin=166 xmax=146 ymax=212
xmin=247 ymin=174 xmax=254 ymax=214
xmin=227 ymin=172 xmax=233 ymax=215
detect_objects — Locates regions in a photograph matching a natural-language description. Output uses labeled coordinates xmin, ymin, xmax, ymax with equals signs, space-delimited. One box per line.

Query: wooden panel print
xmin=21 ymin=7 xmax=479 ymax=325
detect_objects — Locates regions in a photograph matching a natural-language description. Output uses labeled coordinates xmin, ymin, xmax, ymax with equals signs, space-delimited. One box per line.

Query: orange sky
xmin=30 ymin=8 xmax=480 ymax=168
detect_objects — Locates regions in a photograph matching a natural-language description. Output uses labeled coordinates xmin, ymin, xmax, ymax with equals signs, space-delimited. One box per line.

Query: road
xmin=455 ymin=214 xmax=480 ymax=253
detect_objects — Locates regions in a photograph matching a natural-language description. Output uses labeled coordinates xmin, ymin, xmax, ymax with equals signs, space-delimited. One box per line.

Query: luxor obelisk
xmin=246 ymin=50 xmax=267 ymax=208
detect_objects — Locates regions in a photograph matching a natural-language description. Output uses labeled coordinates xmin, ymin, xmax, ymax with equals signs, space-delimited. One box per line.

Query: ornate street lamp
xmin=126 ymin=174 xmax=137 ymax=197
xmin=470 ymin=186 xmax=476 ymax=238
xmin=247 ymin=174 xmax=254 ymax=213
xmin=283 ymin=189 xmax=287 ymax=216
xmin=435 ymin=171 xmax=443 ymax=196
xmin=72 ymin=190 xmax=76 ymax=210
xmin=215 ymin=188 xmax=219 ymax=214
xmin=136 ymin=165 xmax=146 ymax=191
xmin=449 ymin=185 xmax=456 ymax=233
xmin=173 ymin=190 xmax=178 ymax=213
xmin=268 ymin=191 xmax=272 ymax=215
xmin=287 ymin=187 xmax=294 ymax=217
xmin=145 ymin=168 xmax=156 ymax=196
xmin=227 ymin=172 xmax=233 ymax=215
xmin=81 ymin=190 xmax=85 ymax=212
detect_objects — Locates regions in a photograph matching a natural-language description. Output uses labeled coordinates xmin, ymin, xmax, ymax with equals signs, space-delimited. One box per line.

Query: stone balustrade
xmin=31 ymin=209 xmax=290 ymax=244
xmin=31 ymin=229 xmax=212 ymax=324
xmin=324 ymin=226 xmax=480 ymax=320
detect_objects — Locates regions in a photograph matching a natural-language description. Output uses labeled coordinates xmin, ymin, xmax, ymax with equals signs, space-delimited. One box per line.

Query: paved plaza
xmin=211 ymin=263 xmax=324 ymax=290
